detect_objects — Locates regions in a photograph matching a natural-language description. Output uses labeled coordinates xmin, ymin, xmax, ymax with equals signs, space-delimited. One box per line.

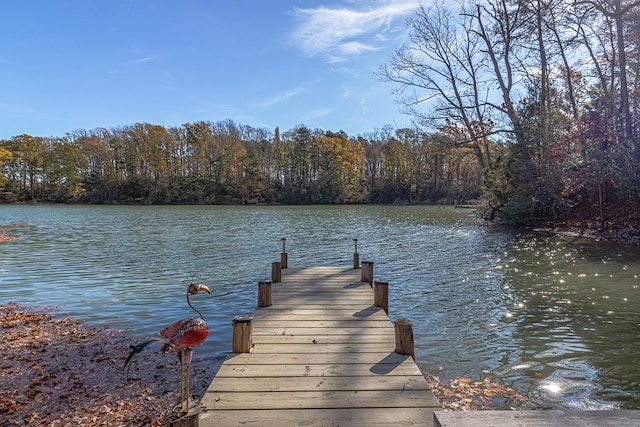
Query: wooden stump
xmin=353 ymin=252 xmax=360 ymax=270
xmin=394 ymin=317 xmax=415 ymax=359
xmin=361 ymin=261 xmax=374 ymax=286
xmin=374 ymin=280 xmax=389 ymax=314
xmin=258 ymin=280 xmax=272 ymax=307
xmin=271 ymin=261 xmax=282 ymax=283
xmin=232 ymin=314 xmax=253 ymax=353
xmin=281 ymin=252 xmax=288 ymax=269
xmin=164 ymin=411 xmax=199 ymax=427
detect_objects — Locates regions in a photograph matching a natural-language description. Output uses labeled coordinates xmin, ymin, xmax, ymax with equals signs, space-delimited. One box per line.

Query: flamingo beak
xmin=189 ymin=283 xmax=211 ymax=295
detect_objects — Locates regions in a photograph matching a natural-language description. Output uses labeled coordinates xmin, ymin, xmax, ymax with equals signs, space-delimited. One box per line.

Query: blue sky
xmin=0 ymin=0 xmax=422 ymax=140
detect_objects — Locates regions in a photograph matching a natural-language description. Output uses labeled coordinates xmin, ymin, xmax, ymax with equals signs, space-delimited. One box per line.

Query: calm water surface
xmin=1 ymin=204 xmax=639 ymax=410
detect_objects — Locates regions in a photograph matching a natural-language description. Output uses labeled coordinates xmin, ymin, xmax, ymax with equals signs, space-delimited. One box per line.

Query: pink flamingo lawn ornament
xmin=124 ymin=282 xmax=210 ymax=416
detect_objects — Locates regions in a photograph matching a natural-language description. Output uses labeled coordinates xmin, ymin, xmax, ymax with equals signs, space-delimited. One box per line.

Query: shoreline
xmin=0 ymin=302 xmax=222 ymax=426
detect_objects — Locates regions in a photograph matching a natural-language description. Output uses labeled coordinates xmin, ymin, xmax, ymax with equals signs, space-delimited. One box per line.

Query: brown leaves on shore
xmin=0 ymin=302 xmax=221 ymax=426
xmin=0 ymin=223 xmax=25 ymax=243
xmin=425 ymin=372 xmax=525 ymax=411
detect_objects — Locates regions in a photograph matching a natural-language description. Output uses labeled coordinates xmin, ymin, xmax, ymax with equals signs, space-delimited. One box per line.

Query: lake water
xmin=1 ymin=204 xmax=639 ymax=410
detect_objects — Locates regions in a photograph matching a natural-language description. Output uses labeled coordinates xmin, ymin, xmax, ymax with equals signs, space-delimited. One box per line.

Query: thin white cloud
xmin=252 ymin=88 xmax=306 ymax=108
xmin=131 ymin=54 xmax=161 ymax=64
xmin=0 ymin=101 xmax=42 ymax=116
xmin=302 ymin=108 xmax=331 ymax=122
xmin=290 ymin=0 xmax=417 ymax=61
xmin=340 ymin=41 xmax=377 ymax=55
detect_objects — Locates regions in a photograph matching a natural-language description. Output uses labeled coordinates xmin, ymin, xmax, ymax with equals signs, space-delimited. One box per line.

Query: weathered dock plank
xmin=209 ymin=390 xmax=432 ymax=410
xmin=434 ymin=410 xmax=640 ymax=427
xmin=207 ymin=408 xmax=434 ymax=427
xmin=220 ymin=352 xmax=406 ymax=364
xmin=206 ymin=375 xmax=431 ymax=392
xmin=214 ymin=361 xmax=424 ymax=377
xmin=199 ymin=266 xmax=441 ymax=426
xmin=253 ymin=327 xmax=395 ymax=337
xmin=251 ymin=334 xmax=394 ymax=344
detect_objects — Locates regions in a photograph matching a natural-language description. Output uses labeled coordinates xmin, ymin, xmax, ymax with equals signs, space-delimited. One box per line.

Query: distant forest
xmin=2 ymin=0 xmax=640 ymax=232
xmin=0 ymin=122 xmax=484 ymax=206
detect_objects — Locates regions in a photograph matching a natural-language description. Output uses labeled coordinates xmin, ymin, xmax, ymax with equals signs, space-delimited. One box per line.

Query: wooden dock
xmin=199 ymin=266 xmax=441 ymax=426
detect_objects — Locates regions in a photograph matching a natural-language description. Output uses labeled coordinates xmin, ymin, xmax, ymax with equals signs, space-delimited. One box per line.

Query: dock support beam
xmin=394 ymin=317 xmax=415 ymax=360
xmin=361 ymin=261 xmax=374 ymax=287
xmin=258 ymin=280 xmax=272 ymax=307
xmin=232 ymin=314 xmax=254 ymax=353
xmin=374 ymin=280 xmax=388 ymax=314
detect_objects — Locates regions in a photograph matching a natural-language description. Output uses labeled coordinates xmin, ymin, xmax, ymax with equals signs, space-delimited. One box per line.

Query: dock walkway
xmin=199 ymin=266 xmax=441 ymax=426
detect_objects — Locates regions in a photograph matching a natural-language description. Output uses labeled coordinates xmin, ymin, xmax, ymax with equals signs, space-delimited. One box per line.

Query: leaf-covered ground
xmin=0 ymin=302 xmax=222 ymax=426
xmin=425 ymin=372 xmax=526 ymax=411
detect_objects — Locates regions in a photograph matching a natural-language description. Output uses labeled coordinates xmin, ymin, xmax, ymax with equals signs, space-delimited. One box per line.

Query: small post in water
xmin=280 ymin=237 xmax=288 ymax=269
xmin=353 ymin=238 xmax=360 ymax=270
xmin=232 ymin=314 xmax=254 ymax=353
xmin=271 ymin=261 xmax=282 ymax=283
xmin=394 ymin=317 xmax=415 ymax=360
xmin=258 ymin=280 xmax=272 ymax=307
xmin=374 ymin=280 xmax=389 ymax=315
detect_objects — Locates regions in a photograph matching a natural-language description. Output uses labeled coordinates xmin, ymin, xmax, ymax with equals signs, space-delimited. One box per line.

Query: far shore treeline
xmin=2 ymin=0 xmax=640 ymax=233
xmin=0 ymin=115 xmax=637 ymax=235
xmin=0 ymin=123 xmax=485 ymax=206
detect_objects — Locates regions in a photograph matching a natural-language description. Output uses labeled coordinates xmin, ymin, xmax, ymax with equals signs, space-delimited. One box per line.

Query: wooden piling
xmin=258 ymin=280 xmax=272 ymax=307
xmin=271 ymin=261 xmax=282 ymax=283
xmin=165 ymin=411 xmax=199 ymax=427
xmin=394 ymin=317 xmax=415 ymax=359
xmin=374 ymin=280 xmax=389 ymax=314
xmin=353 ymin=239 xmax=360 ymax=270
xmin=361 ymin=261 xmax=374 ymax=286
xmin=232 ymin=314 xmax=254 ymax=353
xmin=280 ymin=238 xmax=288 ymax=269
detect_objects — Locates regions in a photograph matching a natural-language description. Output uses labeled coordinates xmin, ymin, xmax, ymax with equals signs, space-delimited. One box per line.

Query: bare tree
xmin=378 ymin=1 xmax=498 ymax=170
xmin=576 ymin=0 xmax=640 ymax=142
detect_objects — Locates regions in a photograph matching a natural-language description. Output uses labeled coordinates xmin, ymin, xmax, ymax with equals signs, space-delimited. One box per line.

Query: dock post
xmin=271 ymin=261 xmax=282 ymax=283
xmin=232 ymin=314 xmax=254 ymax=353
xmin=374 ymin=280 xmax=389 ymax=314
xmin=353 ymin=238 xmax=360 ymax=269
xmin=394 ymin=317 xmax=415 ymax=360
xmin=258 ymin=280 xmax=272 ymax=307
xmin=281 ymin=238 xmax=288 ymax=269
xmin=361 ymin=261 xmax=374 ymax=287
xmin=164 ymin=412 xmax=199 ymax=427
